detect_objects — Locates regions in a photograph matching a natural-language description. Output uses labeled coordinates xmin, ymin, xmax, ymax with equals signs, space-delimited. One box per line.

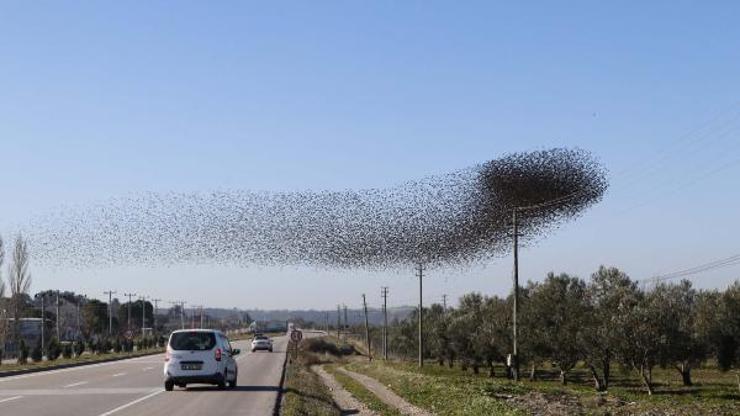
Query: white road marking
xmin=96 ymin=389 xmax=163 ymax=416
xmin=0 ymin=396 xmax=23 ymax=404
xmin=0 ymin=388 xmax=159 ymax=396
xmin=142 ymin=366 xmax=154 ymax=371
xmin=63 ymin=381 xmax=88 ymax=388
xmin=111 ymin=372 xmax=126 ymax=377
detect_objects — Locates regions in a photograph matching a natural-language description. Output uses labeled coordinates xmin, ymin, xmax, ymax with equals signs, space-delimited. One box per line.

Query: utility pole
xmin=152 ymin=299 xmax=161 ymax=336
xmin=200 ymin=306 xmax=204 ymax=328
xmin=381 ymin=286 xmax=389 ymax=360
xmin=124 ymin=292 xmax=136 ymax=330
xmin=56 ymin=290 xmax=60 ymax=341
xmin=104 ymin=291 xmax=116 ymax=335
xmin=362 ymin=294 xmax=371 ymax=361
xmin=417 ymin=263 xmax=424 ymax=368
xmin=512 ymin=208 xmax=520 ymax=382
xmin=140 ymin=296 xmax=148 ymax=338
xmin=442 ymin=294 xmax=448 ymax=310
xmin=343 ymin=304 xmax=348 ymax=335
xmin=76 ymin=296 xmax=80 ymax=340
xmin=40 ymin=295 xmax=45 ymax=358
xmin=325 ymin=312 xmax=329 ymax=333
xmin=336 ymin=305 xmax=341 ymax=338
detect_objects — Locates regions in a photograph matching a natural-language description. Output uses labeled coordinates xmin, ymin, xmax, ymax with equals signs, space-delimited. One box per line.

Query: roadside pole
xmin=124 ymin=292 xmax=136 ymax=331
xmin=512 ymin=208 xmax=520 ymax=381
xmin=104 ymin=290 xmax=116 ymax=335
xmin=152 ymin=298 xmax=161 ymax=338
xmin=140 ymin=296 xmax=148 ymax=338
xmin=417 ymin=263 xmax=424 ymax=368
xmin=56 ymin=290 xmax=60 ymax=341
xmin=336 ymin=305 xmax=341 ymax=338
xmin=362 ymin=294 xmax=371 ymax=361
xmin=41 ymin=295 xmax=45 ymax=358
xmin=381 ymin=287 xmax=388 ymax=360
xmin=343 ymin=304 xmax=348 ymax=338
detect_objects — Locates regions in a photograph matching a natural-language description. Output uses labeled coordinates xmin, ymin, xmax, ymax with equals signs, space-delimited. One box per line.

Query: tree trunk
xmin=736 ymin=373 xmax=739 ymax=394
xmin=602 ymin=351 xmax=610 ymax=390
xmin=447 ymin=357 xmax=454 ymax=368
xmin=488 ymin=359 xmax=495 ymax=378
xmin=676 ymin=363 xmax=692 ymax=386
xmin=438 ymin=357 xmax=444 ymax=366
xmin=472 ymin=363 xmax=480 ymax=374
xmin=529 ymin=363 xmax=536 ymax=381
xmin=589 ymin=365 xmax=604 ymax=392
xmin=559 ymin=369 xmax=567 ymax=385
xmin=638 ymin=365 xmax=654 ymax=395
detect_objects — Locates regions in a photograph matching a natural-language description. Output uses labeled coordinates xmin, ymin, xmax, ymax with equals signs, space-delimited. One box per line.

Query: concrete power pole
xmin=104 ymin=291 xmax=116 ymax=335
xmin=124 ymin=293 xmax=136 ymax=330
xmin=152 ymin=299 xmax=161 ymax=336
xmin=343 ymin=304 xmax=348 ymax=335
xmin=56 ymin=290 xmax=60 ymax=341
xmin=512 ymin=208 xmax=520 ymax=381
xmin=40 ymin=295 xmax=45 ymax=357
xmin=140 ymin=296 xmax=148 ymax=338
xmin=442 ymin=294 xmax=448 ymax=310
xmin=362 ymin=294 xmax=371 ymax=361
xmin=381 ymin=286 xmax=389 ymax=360
xmin=336 ymin=305 xmax=341 ymax=337
xmin=417 ymin=263 xmax=424 ymax=368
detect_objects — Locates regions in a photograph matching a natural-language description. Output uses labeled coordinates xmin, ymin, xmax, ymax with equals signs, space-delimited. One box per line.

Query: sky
xmin=0 ymin=1 xmax=739 ymax=311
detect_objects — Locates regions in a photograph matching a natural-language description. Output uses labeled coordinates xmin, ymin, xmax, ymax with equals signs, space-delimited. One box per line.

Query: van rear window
xmin=169 ymin=332 xmax=216 ymax=351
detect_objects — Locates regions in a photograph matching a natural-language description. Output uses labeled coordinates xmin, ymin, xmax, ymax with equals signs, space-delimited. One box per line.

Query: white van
xmin=163 ymin=329 xmax=239 ymax=391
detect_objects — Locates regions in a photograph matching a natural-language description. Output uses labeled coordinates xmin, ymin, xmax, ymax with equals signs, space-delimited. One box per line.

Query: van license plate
xmin=181 ymin=363 xmax=202 ymax=370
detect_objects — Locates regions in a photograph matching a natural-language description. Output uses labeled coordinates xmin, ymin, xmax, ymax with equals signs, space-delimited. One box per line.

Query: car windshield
xmin=169 ymin=332 xmax=217 ymax=351
xmin=255 ymin=336 xmax=268 ymax=340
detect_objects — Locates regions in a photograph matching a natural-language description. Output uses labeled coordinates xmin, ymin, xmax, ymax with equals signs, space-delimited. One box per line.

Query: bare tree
xmin=8 ymin=235 xmax=32 ymax=345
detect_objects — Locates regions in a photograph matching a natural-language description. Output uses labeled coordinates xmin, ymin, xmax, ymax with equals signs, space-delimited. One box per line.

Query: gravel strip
xmin=311 ymin=365 xmax=377 ymax=416
xmin=337 ymin=367 xmax=433 ymax=416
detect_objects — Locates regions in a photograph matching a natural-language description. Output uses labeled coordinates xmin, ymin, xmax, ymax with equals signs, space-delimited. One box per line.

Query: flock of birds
xmin=26 ymin=148 xmax=608 ymax=270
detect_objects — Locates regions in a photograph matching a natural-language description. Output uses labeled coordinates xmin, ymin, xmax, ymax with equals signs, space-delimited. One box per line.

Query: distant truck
xmin=248 ymin=320 xmax=288 ymax=333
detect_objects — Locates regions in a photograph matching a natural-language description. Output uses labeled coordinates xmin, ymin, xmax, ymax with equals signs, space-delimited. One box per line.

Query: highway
xmin=0 ymin=335 xmax=290 ymax=416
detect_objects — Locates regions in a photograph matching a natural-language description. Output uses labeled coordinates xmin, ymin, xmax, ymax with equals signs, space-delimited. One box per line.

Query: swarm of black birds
xmin=26 ymin=148 xmax=607 ymax=270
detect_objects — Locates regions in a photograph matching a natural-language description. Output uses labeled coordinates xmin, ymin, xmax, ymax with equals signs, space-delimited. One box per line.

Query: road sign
xmin=290 ymin=330 xmax=303 ymax=343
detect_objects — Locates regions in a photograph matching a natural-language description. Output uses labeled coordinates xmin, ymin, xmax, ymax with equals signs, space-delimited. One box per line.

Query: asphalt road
xmin=0 ymin=335 xmax=290 ymax=416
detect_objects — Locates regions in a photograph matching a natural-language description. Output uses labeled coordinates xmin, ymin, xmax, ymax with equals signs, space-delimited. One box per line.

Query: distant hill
xmin=190 ymin=306 xmax=416 ymax=327
xmin=247 ymin=306 xmax=416 ymax=327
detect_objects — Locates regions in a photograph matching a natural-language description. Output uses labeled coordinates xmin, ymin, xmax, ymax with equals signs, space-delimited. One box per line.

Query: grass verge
xmin=325 ymin=364 xmax=403 ymax=416
xmin=281 ymin=351 xmax=341 ymax=416
xmin=345 ymin=360 xmax=740 ymax=416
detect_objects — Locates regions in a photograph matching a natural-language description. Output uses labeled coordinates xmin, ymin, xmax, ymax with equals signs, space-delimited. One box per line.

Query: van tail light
xmin=215 ymin=348 xmax=222 ymax=362
xmin=165 ymin=349 xmax=171 ymax=362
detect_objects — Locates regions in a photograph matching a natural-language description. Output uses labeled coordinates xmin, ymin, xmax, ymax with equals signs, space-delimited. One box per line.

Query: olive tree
xmin=582 ymin=266 xmax=637 ymax=391
xmin=525 ymin=273 xmax=589 ymax=384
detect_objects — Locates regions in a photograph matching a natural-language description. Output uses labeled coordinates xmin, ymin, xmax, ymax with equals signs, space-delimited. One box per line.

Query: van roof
xmin=170 ymin=329 xmax=223 ymax=335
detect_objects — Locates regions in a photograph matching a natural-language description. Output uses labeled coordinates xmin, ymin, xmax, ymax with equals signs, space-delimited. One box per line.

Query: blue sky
xmin=1 ymin=1 xmax=739 ymax=310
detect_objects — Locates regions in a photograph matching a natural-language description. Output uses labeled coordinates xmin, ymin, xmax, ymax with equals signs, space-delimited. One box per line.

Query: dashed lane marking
xmin=63 ymin=381 xmax=89 ymax=388
xmin=0 ymin=396 xmax=23 ymax=404
xmin=96 ymin=389 xmax=164 ymax=416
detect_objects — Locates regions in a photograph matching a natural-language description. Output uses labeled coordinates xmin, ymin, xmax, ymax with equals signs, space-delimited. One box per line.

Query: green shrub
xmin=74 ymin=340 xmax=85 ymax=357
xmin=31 ymin=342 xmax=43 ymax=362
xmin=48 ymin=337 xmax=61 ymax=361
xmin=18 ymin=339 xmax=29 ymax=364
xmin=113 ymin=338 xmax=122 ymax=353
xmin=62 ymin=343 xmax=73 ymax=359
